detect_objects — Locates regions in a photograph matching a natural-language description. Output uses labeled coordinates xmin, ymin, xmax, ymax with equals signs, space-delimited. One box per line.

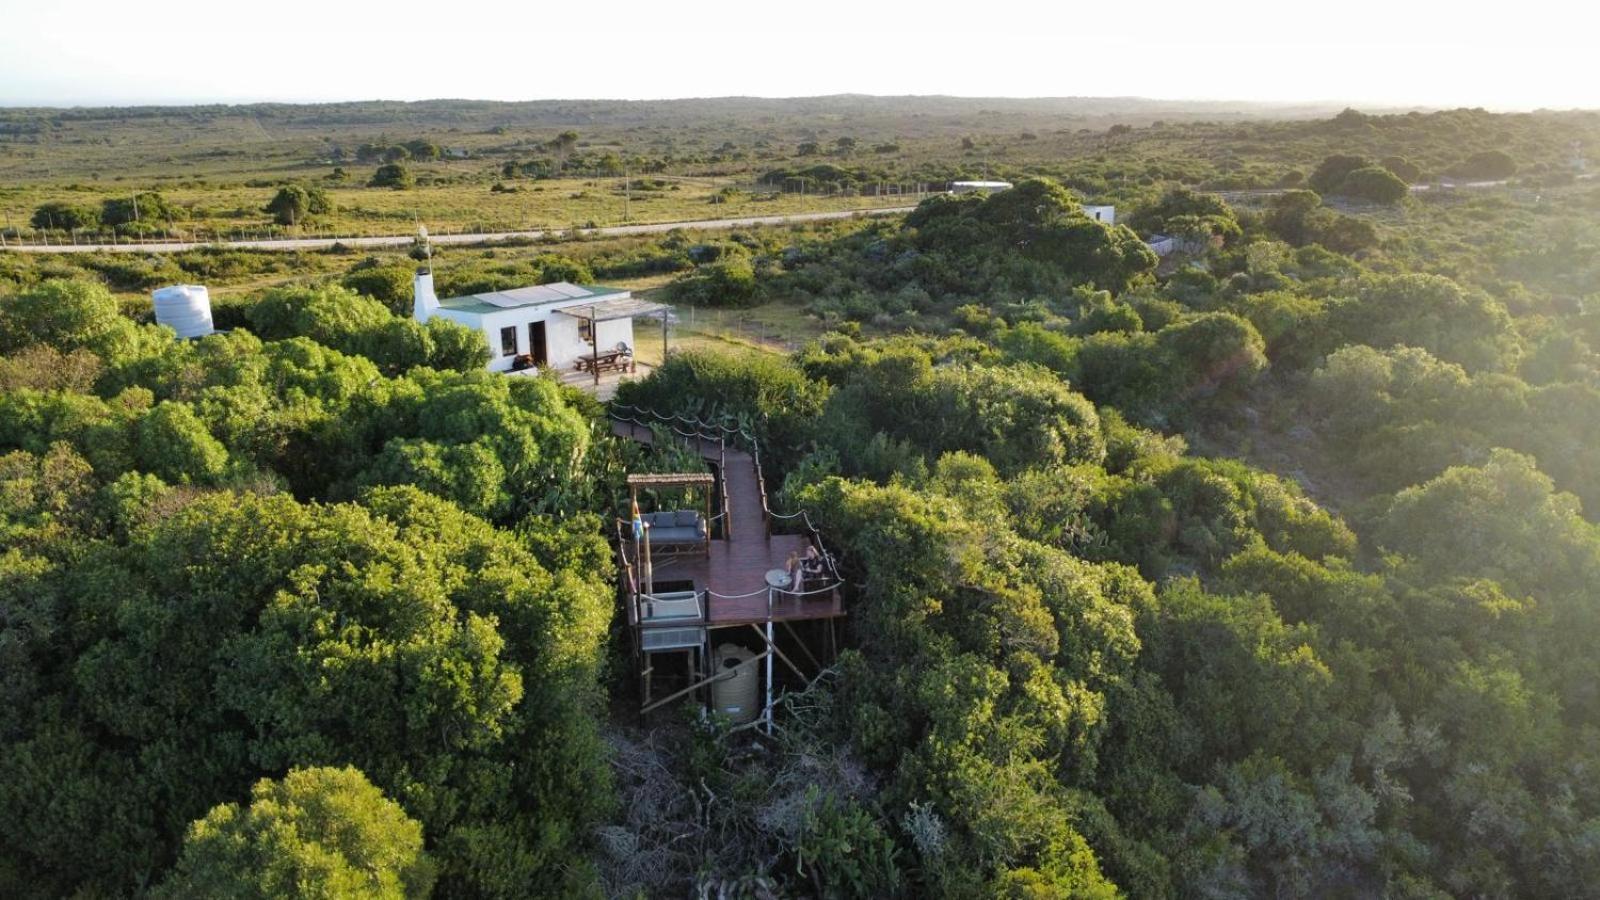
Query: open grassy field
xmin=636 ymin=296 xmax=835 ymax=367
xmin=0 ymin=169 xmax=923 ymax=241
xmin=0 ymin=95 xmax=1355 ymax=242
xmin=4 ymin=98 xmax=1596 ymax=248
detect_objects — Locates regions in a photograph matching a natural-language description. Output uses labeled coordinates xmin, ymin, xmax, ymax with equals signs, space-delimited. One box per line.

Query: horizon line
xmin=1 ymin=92 xmax=1587 ymax=115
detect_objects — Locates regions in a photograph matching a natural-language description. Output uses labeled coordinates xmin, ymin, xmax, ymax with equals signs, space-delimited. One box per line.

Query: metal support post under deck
xmin=765 ymin=619 xmax=775 ymax=736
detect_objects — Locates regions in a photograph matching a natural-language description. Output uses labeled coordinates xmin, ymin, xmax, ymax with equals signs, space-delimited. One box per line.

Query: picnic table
xmin=574 ymin=349 xmax=634 ymax=374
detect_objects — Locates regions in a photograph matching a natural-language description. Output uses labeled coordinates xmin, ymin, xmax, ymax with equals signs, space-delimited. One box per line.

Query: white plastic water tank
xmin=151 ymin=284 xmax=214 ymax=339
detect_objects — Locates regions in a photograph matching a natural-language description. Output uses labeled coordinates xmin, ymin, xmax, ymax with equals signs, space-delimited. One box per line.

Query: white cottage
xmin=412 ymin=268 xmax=669 ymax=374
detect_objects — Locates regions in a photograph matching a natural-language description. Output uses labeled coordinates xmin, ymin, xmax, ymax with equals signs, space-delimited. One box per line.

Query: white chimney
xmin=413 ymin=268 xmax=439 ymax=323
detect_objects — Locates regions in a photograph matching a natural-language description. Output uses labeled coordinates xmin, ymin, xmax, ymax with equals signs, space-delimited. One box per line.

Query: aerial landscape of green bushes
xmin=3 ymin=98 xmax=1600 ymax=897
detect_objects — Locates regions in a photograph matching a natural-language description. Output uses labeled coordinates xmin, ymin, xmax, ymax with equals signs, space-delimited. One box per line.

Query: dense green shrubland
xmin=6 ymin=105 xmax=1600 ymax=898
xmin=0 ymin=277 xmax=625 ymax=897
xmin=598 ymin=161 xmax=1600 ymax=895
xmin=612 ymin=333 xmax=1600 ymax=895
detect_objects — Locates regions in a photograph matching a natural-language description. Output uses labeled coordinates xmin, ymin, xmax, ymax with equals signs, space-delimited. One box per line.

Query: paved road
xmin=0 ymin=206 xmax=920 ymax=255
xmin=1215 ymin=179 xmax=1513 ymax=204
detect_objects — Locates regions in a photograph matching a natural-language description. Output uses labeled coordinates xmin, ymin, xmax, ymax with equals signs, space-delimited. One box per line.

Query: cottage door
xmin=529 ymin=321 xmax=548 ymax=366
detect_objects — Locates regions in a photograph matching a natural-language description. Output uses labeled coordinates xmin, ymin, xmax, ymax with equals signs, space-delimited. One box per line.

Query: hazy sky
xmin=2 ymin=0 xmax=1596 ymax=110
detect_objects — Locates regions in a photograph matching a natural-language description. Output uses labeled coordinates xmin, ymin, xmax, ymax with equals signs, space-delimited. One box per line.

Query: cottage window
xmin=500 ymin=326 xmax=517 ymax=356
xmin=579 ymin=318 xmax=593 ymax=344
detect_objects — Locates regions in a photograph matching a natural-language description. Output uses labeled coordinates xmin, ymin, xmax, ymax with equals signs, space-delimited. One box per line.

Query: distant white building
xmin=951 ymin=180 xmax=1013 ymax=194
xmin=413 ymin=269 xmax=668 ymax=374
xmin=1082 ymin=204 xmax=1116 ymax=224
xmin=1144 ymin=233 xmax=1218 ymax=257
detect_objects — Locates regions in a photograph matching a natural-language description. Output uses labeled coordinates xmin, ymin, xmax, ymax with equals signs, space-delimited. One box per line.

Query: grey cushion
xmin=640 ymin=510 xmax=707 ymax=546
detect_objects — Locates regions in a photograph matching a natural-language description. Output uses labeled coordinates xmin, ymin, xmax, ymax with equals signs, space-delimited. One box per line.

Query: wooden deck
xmin=506 ymin=362 xmax=655 ymax=401
xmin=612 ymin=418 xmax=843 ymax=626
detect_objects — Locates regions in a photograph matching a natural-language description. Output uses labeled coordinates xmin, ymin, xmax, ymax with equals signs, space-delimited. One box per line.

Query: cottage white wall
xmin=431 ymin=309 xmax=506 ymax=371
xmin=545 ymin=314 xmax=589 ymax=368
xmin=1083 ymin=205 xmax=1116 ymax=224
xmin=596 ymin=318 xmax=635 ymax=355
xmin=433 ymin=307 xmax=536 ymax=372
xmin=431 ymin=308 xmax=479 ymax=332
xmin=545 ymin=313 xmax=635 ymax=370
xmin=487 ymin=310 xmax=530 ymax=373
xmin=485 ymin=315 xmax=520 ymax=372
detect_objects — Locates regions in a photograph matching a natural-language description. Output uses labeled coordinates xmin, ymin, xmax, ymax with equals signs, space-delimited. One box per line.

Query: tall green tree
xmin=29 ymin=201 xmax=99 ymax=231
xmin=370 ymin=163 xmax=414 ymax=190
xmin=1308 ymin=155 xmax=1371 ymax=194
xmin=1338 ymin=166 xmax=1409 ymax=204
xmin=101 ymin=191 xmax=178 ymax=227
xmin=0 ymin=279 xmax=124 ymax=353
xmin=156 ymin=767 xmax=435 ymax=900
xmin=264 ymin=184 xmax=332 ymax=225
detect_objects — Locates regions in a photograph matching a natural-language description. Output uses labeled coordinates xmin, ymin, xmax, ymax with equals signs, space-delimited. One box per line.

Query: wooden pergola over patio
xmin=558 ymin=296 xmax=673 ymax=385
xmin=626 ymin=471 xmax=715 ymax=526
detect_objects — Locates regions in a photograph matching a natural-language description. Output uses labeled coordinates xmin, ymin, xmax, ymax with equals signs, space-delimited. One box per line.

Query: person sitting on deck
xmin=799 ymin=545 xmax=826 ymax=589
xmin=785 ymin=550 xmax=802 ymax=596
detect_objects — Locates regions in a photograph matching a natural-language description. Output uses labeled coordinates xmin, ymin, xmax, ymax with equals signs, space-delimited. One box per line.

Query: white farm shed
xmin=1082 ymin=204 xmax=1116 ymax=224
xmin=412 ymin=269 xmax=669 ymax=374
xmin=950 ymin=180 xmax=1014 ymax=194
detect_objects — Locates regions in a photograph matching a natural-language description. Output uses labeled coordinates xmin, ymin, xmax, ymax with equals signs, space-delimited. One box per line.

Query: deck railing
xmin=718 ymin=440 xmax=733 ymax=540
xmin=610 ymin=403 xmax=846 ymax=603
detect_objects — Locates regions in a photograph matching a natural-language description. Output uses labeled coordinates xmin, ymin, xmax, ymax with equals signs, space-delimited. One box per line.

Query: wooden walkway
xmin=612 ymin=418 xmax=842 ymax=626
